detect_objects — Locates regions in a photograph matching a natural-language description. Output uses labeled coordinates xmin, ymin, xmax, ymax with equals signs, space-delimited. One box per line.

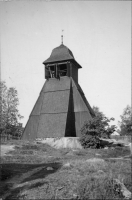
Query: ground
xmin=0 ymin=139 xmax=131 ymax=200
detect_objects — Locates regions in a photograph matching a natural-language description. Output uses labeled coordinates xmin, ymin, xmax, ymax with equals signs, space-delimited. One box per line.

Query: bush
xmin=79 ymin=114 xmax=116 ymax=149
xmin=79 ymin=134 xmax=100 ymax=149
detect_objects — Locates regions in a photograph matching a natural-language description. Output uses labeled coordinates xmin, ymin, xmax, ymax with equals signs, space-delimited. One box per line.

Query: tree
xmin=92 ymin=106 xmax=105 ymax=118
xmin=118 ymin=105 xmax=132 ymax=136
xmin=0 ymin=81 xmax=23 ymax=136
xmin=92 ymin=106 xmax=116 ymax=138
xmin=79 ymin=106 xmax=116 ymax=148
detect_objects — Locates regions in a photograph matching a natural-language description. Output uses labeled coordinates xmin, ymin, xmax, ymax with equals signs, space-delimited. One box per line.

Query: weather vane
xmin=61 ymin=30 xmax=64 ymax=44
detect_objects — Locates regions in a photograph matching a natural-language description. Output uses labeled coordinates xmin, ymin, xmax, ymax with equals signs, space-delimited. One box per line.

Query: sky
xmin=0 ymin=1 xmax=131 ymax=128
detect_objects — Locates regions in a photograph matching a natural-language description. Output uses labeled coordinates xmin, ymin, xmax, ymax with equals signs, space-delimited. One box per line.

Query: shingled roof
xmin=22 ymin=77 xmax=94 ymax=140
xmin=43 ymin=44 xmax=82 ymax=68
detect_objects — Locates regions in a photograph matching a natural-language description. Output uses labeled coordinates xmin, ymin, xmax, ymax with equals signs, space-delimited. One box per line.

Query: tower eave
xmin=43 ymin=59 xmax=82 ymax=69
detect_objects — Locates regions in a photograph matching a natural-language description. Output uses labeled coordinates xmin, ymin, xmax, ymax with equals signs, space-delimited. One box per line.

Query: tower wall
xmin=22 ymin=77 xmax=94 ymax=140
xmin=70 ymin=62 xmax=78 ymax=83
xmin=22 ymin=77 xmax=70 ymax=140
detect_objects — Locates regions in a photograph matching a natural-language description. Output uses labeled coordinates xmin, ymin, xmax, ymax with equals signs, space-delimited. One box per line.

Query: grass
xmin=76 ymin=175 xmax=125 ymax=199
xmin=101 ymin=146 xmax=131 ymax=158
xmin=0 ymin=140 xmax=131 ymax=200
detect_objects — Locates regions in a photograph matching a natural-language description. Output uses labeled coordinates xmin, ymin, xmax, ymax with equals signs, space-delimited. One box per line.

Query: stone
xmin=97 ymin=170 xmax=105 ymax=174
xmin=114 ymin=179 xmax=131 ymax=199
xmin=104 ymin=147 xmax=108 ymax=149
xmin=99 ymin=138 xmax=128 ymax=148
xmin=46 ymin=167 xmax=53 ymax=170
xmin=125 ymin=143 xmax=132 ymax=154
xmin=63 ymin=162 xmax=71 ymax=168
xmin=95 ymin=153 xmax=101 ymax=156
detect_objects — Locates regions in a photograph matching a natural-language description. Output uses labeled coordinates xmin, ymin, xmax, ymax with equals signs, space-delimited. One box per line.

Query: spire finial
xmin=61 ymin=30 xmax=64 ymax=44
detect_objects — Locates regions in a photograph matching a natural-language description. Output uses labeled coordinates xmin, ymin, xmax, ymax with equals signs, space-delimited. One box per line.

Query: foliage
xmin=92 ymin=106 xmax=116 ymax=137
xmin=79 ymin=133 xmax=101 ymax=149
xmin=5 ymin=123 xmax=24 ymax=137
xmin=0 ymin=81 xmax=23 ymax=136
xmin=118 ymin=105 xmax=132 ymax=136
xmin=92 ymin=106 xmax=105 ymax=118
xmin=79 ymin=106 xmax=116 ymax=149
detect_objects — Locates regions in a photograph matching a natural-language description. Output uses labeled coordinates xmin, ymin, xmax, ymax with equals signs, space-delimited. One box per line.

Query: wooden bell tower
xmin=22 ymin=42 xmax=95 ymax=140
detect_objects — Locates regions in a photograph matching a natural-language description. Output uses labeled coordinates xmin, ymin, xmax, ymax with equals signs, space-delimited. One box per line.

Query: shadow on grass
xmin=21 ymin=162 xmax=62 ymax=183
xmin=0 ymin=162 xmax=62 ymax=200
xmin=28 ymin=181 xmax=47 ymax=189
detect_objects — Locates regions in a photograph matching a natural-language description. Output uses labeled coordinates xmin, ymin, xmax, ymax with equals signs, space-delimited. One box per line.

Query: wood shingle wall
xmin=22 ymin=77 xmax=94 ymax=140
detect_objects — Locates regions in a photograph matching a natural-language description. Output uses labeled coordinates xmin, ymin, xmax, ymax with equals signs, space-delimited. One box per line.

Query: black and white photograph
xmin=0 ymin=1 xmax=131 ymax=199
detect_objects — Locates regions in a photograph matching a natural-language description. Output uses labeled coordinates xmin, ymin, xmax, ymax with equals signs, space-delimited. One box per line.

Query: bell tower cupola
xmin=43 ymin=43 xmax=82 ymax=83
